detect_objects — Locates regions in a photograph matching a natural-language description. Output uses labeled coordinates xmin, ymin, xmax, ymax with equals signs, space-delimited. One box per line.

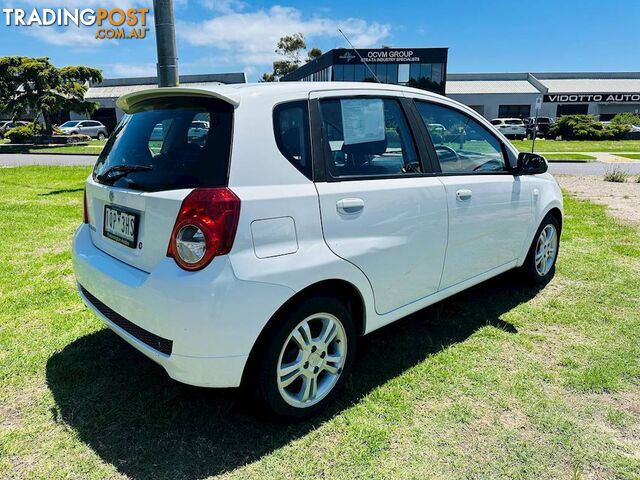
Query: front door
xmin=413 ymin=99 xmax=533 ymax=289
xmin=312 ymin=92 xmax=448 ymax=315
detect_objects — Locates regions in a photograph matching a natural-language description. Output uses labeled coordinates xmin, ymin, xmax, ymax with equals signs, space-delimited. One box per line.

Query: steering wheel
xmin=434 ymin=144 xmax=459 ymax=162
xmin=473 ymin=159 xmax=503 ymax=172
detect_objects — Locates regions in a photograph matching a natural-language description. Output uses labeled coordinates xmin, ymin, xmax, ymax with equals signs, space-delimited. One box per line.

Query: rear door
xmin=311 ymin=91 xmax=448 ymax=315
xmin=86 ymin=95 xmax=234 ymax=272
xmin=413 ymin=99 xmax=532 ymax=289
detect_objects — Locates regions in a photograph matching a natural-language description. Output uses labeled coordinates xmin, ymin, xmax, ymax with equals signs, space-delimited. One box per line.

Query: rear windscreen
xmin=93 ymin=97 xmax=233 ymax=192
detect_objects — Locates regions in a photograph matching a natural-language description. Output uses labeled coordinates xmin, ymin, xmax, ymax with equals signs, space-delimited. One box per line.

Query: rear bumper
xmin=72 ymin=223 xmax=295 ymax=388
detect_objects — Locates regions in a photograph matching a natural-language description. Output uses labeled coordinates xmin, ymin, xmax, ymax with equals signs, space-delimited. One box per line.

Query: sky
xmin=0 ymin=0 xmax=639 ymax=82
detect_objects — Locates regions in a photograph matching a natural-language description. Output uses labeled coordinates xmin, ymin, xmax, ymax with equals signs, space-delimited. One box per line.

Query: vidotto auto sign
xmin=544 ymin=93 xmax=640 ymax=103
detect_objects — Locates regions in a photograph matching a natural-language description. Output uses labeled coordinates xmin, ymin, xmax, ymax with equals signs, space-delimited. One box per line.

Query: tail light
xmin=83 ymin=187 xmax=89 ymax=224
xmin=167 ymin=188 xmax=241 ymax=271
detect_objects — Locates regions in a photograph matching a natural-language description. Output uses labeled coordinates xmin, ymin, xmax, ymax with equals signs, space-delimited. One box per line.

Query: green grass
xmin=511 ymin=139 xmax=640 ymax=153
xmin=616 ymin=154 xmax=640 ymax=160
xmin=0 ymin=139 xmax=105 ymax=155
xmin=1 ymin=167 xmax=640 ymax=479
xmin=543 ymin=153 xmax=596 ymax=162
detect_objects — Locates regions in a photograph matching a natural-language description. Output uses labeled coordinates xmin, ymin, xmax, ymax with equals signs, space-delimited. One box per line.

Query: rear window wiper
xmin=96 ymin=164 xmax=154 ymax=185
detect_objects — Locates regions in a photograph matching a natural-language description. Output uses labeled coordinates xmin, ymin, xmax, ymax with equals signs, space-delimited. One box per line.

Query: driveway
xmin=0 ymin=154 xmax=96 ymax=167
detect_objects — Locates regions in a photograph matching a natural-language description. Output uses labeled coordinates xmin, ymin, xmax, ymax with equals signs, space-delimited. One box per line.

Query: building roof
xmin=86 ymin=73 xmax=246 ymax=99
xmin=446 ymin=80 xmax=539 ymax=94
xmin=446 ymin=72 xmax=640 ymax=95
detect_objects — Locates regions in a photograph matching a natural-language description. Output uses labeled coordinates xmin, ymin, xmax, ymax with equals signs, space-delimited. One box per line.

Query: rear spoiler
xmin=116 ymin=87 xmax=240 ymax=113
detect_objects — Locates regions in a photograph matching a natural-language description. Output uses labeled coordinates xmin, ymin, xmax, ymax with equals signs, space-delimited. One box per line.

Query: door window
xmin=415 ymin=101 xmax=507 ymax=174
xmin=319 ymin=97 xmax=420 ymax=178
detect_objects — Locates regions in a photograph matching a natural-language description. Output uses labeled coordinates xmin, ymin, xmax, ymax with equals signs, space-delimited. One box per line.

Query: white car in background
xmin=73 ymin=82 xmax=562 ymax=418
xmin=490 ymin=118 xmax=527 ymax=140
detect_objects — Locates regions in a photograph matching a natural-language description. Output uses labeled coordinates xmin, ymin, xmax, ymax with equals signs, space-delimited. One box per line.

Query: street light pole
xmin=153 ymin=0 xmax=179 ymax=87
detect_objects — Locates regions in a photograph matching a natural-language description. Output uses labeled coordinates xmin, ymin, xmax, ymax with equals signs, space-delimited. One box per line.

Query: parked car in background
xmin=525 ymin=117 xmax=555 ymax=139
xmin=73 ymin=82 xmax=562 ymax=418
xmin=0 ymin=120 xmax=29 ymax=136
xmin=59 ymin=120 xmax=109 ymax=139
xmin=490 ymin=118 xmax=527 ymax=140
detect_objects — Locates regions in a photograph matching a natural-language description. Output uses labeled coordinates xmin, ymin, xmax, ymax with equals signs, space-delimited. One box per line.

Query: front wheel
xmin=248 ymin=296 xmax=356 ymax=419
xmin=521 ymin=215 xmax=560 ymax=284
xmin=97 ymin=132 xmax=106 ymax=140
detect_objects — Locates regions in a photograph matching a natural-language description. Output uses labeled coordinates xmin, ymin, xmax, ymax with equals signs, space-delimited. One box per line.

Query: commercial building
xmin=434 ymin=71 xmax=640 ymax=121
xmin=73 ymin=72 xmax=246 ymax=131
xmin=281 ymin=47 xmax=448 ymax=96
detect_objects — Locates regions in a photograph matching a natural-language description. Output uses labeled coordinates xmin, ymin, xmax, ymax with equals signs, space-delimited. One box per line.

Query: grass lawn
xmin=616 ymin=154 xmax=640 ymax=160
xmin=543 ymin=153 xmax=596 ymax=162
xmin=1 ymin=167 xmax=639 ymax=479
xmin=511 ymin=139 xmax=640 ymax=153
xmin=0 ymin=139 xmax=105 ymax=155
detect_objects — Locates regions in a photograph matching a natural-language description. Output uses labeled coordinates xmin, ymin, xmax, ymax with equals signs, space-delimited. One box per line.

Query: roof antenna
xmin=337 ymin=28 xmax=381 ymax=83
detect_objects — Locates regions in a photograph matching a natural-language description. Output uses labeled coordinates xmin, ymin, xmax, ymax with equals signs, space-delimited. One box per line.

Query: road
xmin=0 ymin=154 xmax=97 ymax=167
xmin=548 ymin=161 xmax=640 ymax=176
xmin=1 ymin=153 xmax=639 ymax=176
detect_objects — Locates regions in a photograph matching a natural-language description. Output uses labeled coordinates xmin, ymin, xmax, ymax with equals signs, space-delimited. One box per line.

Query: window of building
xmin=343 ymin=64 xmax=355 ymax=81
xmin=415 ymin=101 xmax=507 ymax=174
xmin=420 ymin=64 xmax=432 ymax=81
xmin=398 ymin=64 xmax=410 ymax=84
xmin=273 ymin=101 xmax=312 ymax=179
xmin=319 ymin=97 xmax=420 ymax=178
xmin=410 ymin=64 xmax=421 ymax=83
xmin=387 ymin=64 xmax=398 ymax=84
xmin=333 ymin=65 xmax=344 ymax=81
xmin=556 ymin=104 xmax=588 ymax=117
xmin=498 ymin=105 xmax=531 ymax=118
xmin=375 ymin=64 xmax=387 ymax=83
xmin=354 ymin=64 xmax=365 ymax=82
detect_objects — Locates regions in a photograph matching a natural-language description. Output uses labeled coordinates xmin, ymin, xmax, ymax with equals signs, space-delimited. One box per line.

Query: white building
xmin=446 ymin=72 xmax=640 ymax=121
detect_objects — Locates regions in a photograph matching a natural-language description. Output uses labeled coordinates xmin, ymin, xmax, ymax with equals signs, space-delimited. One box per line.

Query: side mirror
xmin=517 ymin=152 xmax=548 ymax=175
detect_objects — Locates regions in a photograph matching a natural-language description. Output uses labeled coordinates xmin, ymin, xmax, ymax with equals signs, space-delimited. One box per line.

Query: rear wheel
xmin=249 ymin=295 xmax=356 ymax=419
xmin=521 ymin=215 xmax=560 ymax=284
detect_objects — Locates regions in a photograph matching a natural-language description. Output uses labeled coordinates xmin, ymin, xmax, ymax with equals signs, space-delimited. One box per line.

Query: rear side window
xmin=273 ymin=101 xmax=312 ymax=179
xmin=93 ymin=97 xmax=233 ymax=192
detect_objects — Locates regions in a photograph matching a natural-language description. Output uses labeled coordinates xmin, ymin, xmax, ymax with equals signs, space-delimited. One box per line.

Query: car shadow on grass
xmin=46 ymin=271 xmax=538 ymax=480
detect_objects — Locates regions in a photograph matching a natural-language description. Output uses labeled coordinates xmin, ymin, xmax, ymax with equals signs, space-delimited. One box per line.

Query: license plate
xmin=103 ymin=205 xmax=139 ymax=248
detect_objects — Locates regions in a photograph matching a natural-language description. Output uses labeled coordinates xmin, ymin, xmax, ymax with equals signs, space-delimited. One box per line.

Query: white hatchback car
xmin=490 ymin=118 xmax=527 ymax=140
xmin=73 ymin=82 xmax=563 ymax=418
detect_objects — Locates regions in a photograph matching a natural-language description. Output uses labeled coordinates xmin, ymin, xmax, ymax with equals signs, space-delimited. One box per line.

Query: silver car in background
xmin=59 ymin=120 xmax=109 ymax=139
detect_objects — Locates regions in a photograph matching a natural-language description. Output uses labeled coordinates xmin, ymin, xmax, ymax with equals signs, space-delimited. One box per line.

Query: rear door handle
xmin=456 ymin=189 xmax=473 ymax=201
xmin=337 ymin=198 xmax=365 ymax=215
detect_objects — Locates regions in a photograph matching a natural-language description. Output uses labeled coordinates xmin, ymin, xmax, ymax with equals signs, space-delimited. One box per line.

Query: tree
xmin=260 ymin=34 xmax=322 ymax=82
xmin=0 ymin=56 xmax=102 ymax=133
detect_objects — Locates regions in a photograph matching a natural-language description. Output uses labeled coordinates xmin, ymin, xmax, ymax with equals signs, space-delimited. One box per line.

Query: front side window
xmin=273 ymin=101 xmax=312 ymax=179
xmin=319 ymin=97 xmax=420 ymax=178
xmin=415 ymin=101 xmax=507 ymax=174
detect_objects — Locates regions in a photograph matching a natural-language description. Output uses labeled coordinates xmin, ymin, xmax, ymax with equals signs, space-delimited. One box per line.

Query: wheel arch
xmin=240 ymin=278 xmax=366 ymax=385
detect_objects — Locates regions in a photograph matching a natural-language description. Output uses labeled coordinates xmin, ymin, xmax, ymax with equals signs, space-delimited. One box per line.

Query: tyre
xmin=248 ymin=295 xmax=356 ymax=419
xmin=97 ymin=132 xmax=106 ymax=140
xmin=521 ymin=215 xmax=560 ymax=284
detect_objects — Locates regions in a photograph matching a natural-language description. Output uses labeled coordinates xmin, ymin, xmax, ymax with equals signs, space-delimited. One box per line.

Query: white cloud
xmin=109 ymin=62 xmax=157 ymax=77
xmin=198 ymin=0 xmax=246 ymax=13
xmin=27 ymin=25 xmax=102 ymax=47
xmin=178 ymin=6 xmax=390 ymax=70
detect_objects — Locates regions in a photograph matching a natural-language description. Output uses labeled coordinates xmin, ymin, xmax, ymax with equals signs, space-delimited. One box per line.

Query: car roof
xmin=116 ymin=81 xmax=448 ymax=112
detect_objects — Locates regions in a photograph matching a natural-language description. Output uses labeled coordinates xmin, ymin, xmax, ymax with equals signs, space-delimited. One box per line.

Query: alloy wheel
xmin=276 ymin=313 xmax=347 ymax=408
xmin=534 ymin=224 xmax=558 ymax=276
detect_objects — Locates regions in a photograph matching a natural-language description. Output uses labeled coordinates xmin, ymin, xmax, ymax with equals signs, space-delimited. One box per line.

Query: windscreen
xmin=93 ymin=97 xmax=233 ymax=192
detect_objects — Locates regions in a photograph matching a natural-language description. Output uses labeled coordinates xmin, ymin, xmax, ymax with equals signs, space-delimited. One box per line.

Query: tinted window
xmin=319 ymin=97 xmax=420 ymax=178
xmin=415 ymin=101 xmax=507 ymax=174
xmin=498 ymin=104 xmax=531 ymax=118
xmin=93 ymin=97 xmax=233 ymax=192
xmin=273 ymin=101 xmax=312 ymax=179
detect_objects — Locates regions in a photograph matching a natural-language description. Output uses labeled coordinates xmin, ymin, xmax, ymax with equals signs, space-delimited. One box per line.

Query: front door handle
xmin=456 ymin=189 xmax=473 ymax=201
xmin=337 ymin=198 xmax=365 ymax=215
